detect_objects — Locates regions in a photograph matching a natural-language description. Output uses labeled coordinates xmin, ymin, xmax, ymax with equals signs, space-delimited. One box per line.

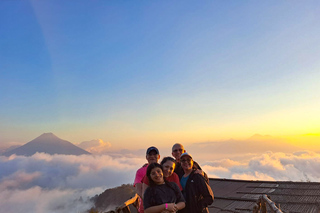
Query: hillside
xmin=89 ymin=184 xmax=137 ymax=213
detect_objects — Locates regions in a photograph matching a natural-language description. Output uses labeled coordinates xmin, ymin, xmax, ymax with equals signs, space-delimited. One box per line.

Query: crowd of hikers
xmin=133 ymin=143 xmax=214 ymax=213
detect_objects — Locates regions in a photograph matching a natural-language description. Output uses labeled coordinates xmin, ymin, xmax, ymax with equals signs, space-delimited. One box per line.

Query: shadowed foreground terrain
xmin=89 ymin=184 xmax=137 ymax=213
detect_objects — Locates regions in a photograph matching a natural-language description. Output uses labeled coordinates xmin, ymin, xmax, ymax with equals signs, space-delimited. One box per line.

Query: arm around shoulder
xmin=193 ymin=161 xmax=209 ymax=183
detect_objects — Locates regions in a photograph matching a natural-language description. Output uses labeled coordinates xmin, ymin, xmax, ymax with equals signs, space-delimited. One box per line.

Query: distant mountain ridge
xmin=2 ymin=133 xmax=91 ymax=156
xmin=0 ymin=144 xmax=21 ymax=154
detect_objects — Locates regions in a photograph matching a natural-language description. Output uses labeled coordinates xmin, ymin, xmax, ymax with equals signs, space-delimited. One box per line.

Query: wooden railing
xmin=253 ymin=194 xmax=283 ymax=213
xmin=105 ymin=193 xmax=282 ymax=213
xmin=105 ymin=193 xmax=139 ymax=213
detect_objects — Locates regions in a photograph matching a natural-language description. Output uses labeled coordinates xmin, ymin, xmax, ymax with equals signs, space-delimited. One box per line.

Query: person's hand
xmin=173 ymin=203 xmax=179 ymax=212
xmin=164 ymin=203 xmax=178 ymax=212
xmin=195 ymin=169 xmax=204 ymax=176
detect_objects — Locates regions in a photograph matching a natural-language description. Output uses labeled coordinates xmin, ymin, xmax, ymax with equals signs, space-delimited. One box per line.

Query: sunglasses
xmin=181 ymin=159 xmax=192 ymax=163
xmin=173 ymin=148 xmax=183 ymax=153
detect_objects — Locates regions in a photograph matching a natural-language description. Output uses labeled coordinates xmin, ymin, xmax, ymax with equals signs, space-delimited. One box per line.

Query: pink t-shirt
xmin=142 ymin=172 xmax=183 ymax=191
xmin=134 ymin=164 xmax=148 ymax=213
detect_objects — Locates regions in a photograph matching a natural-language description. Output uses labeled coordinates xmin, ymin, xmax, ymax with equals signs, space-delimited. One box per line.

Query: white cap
xmin=180 ymin=152 xmax=192 ymax=159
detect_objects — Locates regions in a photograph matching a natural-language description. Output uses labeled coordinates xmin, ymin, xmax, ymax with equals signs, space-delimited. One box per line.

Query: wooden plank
xmin=247 ymin=186 xmax=320 ymax=190
xmin=214 ymin=196 xmax=257 ymax=202
xmin=236 ymin=191 xmax=320 ymax=197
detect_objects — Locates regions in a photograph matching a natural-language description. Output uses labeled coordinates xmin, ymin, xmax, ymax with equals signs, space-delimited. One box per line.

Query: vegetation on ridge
xmin=89 ymin=184 xmax=137 ymax=213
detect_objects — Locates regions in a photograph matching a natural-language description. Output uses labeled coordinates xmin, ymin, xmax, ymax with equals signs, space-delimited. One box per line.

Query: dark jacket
xmin=180 ymin=170 xmax=214 ymax=213
xmin=175 ymin=161 xmax=209 ymax=183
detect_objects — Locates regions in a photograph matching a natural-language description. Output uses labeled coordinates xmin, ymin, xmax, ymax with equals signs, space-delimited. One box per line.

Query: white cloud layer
xmin=0 ymin=186 xmax=102 ymax=213
xmin=0 ymin=153 xmax=145 ymax=213
xmin=77 ymin=139 xmax=112 ymax=154
xmin=1 ymin=150 xmax=320 ymax=212
xmin=203 ymin=150 xmax=320 ymax=182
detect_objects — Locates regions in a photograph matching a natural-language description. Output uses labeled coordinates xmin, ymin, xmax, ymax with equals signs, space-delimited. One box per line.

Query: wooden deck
xmin=209 ymin=178 xmax=320 ymax=213
xmin=104 ymin=178 xmax=320 ymax=213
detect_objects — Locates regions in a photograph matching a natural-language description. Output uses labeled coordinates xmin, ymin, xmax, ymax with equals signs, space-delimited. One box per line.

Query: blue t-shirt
xmin=180 ymin=175 xmax=189 ymax=191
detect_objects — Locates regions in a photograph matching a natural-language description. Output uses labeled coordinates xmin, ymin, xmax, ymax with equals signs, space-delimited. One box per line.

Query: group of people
xmin=133 ymin=143 xmax=214 ymax=213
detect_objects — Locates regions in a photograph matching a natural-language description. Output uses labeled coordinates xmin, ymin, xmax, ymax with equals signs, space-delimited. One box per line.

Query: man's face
xmin=171 ymin=144 xmax=185 ymax=162
xmin=146 ymin=150 xmax=160 ymax=164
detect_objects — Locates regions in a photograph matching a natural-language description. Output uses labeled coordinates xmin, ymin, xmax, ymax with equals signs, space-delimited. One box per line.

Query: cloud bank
xmin=0 ymin=153 xmax=145 ymax=213
xmin=203 ymin=150 xmax=320 ymax=182
xmin=77 ymin=139 xmax=112 ymax=154
xmin=1 ymin=150 xmax=320 ymax=212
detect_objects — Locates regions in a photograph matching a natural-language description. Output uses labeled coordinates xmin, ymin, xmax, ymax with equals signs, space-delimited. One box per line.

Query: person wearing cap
xmin=134 ymin=146 xmax=160 ymax=213
xmin=179 ymin=152 xmax=214 ymax=213
xmin=171 ymin=143 xmax=209 ymax=182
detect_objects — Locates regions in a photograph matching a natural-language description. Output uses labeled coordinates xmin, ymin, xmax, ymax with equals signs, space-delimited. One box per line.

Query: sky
xmin=1 ymin=0 xmax=320 ymax=151
xmin=1 ymin=2 xmax=320 ymax=211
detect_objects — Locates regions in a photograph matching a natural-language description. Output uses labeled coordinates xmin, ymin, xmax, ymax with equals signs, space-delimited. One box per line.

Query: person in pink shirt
xmin=134 ymin=146 xmax=160 ymax=213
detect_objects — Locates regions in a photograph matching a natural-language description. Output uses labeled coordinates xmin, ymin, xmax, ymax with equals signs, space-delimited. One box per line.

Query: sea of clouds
xmin=0 ymin=153 xmax=145 ymax=213
xmin=1 ymin=150 xmax=320 ymax=213
xmin=203 ymin=150 xmax=320 ymax=181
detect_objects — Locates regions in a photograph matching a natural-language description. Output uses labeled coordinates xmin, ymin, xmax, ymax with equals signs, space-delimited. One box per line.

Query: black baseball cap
xmin=146 ymin=146 xmax=159 ymax=155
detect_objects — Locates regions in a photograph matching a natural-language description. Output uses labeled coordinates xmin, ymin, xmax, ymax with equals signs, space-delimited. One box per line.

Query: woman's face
xmin=181 ymin=156 xmax=193 ymax=171
xmin=150 ymin=167 xmax=164 ymax=185
xmin=162 ymin=160 xmax=175 ymax=178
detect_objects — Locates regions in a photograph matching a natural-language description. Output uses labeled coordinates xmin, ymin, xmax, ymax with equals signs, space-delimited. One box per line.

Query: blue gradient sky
xmin=1 ymin=1 xmax=320 ymax=149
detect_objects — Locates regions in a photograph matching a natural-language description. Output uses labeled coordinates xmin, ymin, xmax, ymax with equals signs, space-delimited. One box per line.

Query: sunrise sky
xmin=1 ymin=2 xmax=320 ymax=212
xmin=1 ymin=1 xmax=320 ymax=150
